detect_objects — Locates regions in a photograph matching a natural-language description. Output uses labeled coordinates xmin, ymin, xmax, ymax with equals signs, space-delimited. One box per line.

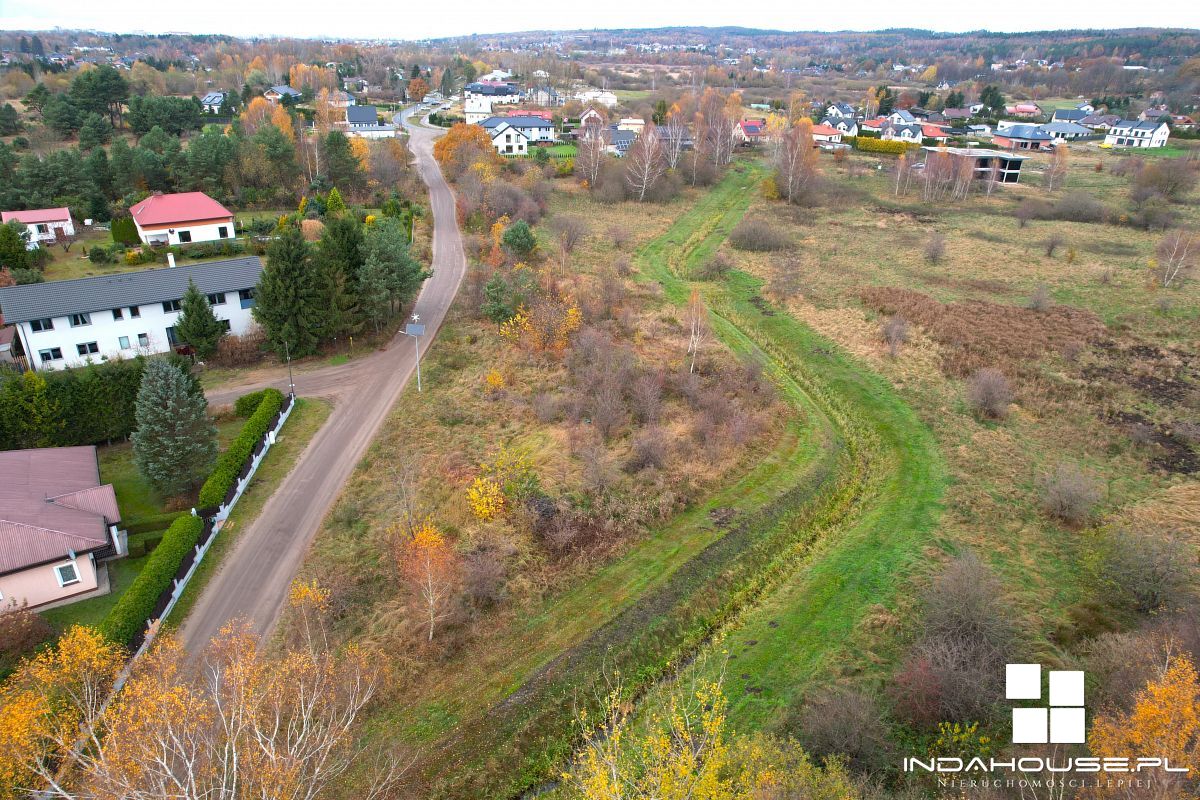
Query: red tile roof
xmin=2 ymin=207 xmax=71 ymax=225
xmin=811 ymin=124 xmax=841 ymax=136
xmin=0 ymin=447 xmax=118 ymax=574
xmin=922 ymin=124 xmax=950 ymax=138
xmin=130 ymin=192 xmax=233 ymax=227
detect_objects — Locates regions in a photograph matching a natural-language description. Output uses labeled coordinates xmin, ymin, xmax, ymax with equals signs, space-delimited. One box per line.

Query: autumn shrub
xmin=213 ymin=328 xmax=266 ymax=367
xmin=729 ymin=218 xmax=790 ymax=251
xmin=1104 ymin=528 xmax=1193 ymax=614
xmin=1026 ymin=284 xmax=1053 ymax=311
xmin=594 ymin=175 xmax=627 ymax=204
xmin=0 ymin=603 xmax=53 ymax=674
xmin=792 ymin=687 xmax=892 ymax=775
xmin=462 ymin=547 xmax=507 ymax=611
xmin=881 ymin=315 xmax=908 ymax=358
xmin=100 ymin=514 xmax=205 ymax=645
xmin=1039 ymin=462 xmax=1102 ymax=525
xmin=625 ymin=428 xmax=668 ymax=473
xmin=695 ymin=252 xmax=733 ymax=281
xmin=966 ymin=367 xmax=1012 ymax=419
xmin=629 ymin=372 xmax=664 ymax=424
xmin=197 ymin=388 xmax=285 ymax=509
xmin=924 ymin=232 xmax=946 ymax=264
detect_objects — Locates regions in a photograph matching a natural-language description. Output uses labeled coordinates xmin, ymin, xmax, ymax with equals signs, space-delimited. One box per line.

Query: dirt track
xmin=179 ymin=112 xmax=464 ymax=653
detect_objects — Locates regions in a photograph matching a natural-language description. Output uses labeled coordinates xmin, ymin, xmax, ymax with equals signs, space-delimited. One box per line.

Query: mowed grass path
xmin=406 ymin=165 xmax=944 ymax=798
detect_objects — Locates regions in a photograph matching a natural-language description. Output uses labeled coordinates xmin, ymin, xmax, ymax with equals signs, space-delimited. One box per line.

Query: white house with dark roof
xmin=0 ymin=257 xmax=263 ymax=371
xmin=820 ymin=117 xmax=859 ymax=137
xmin=264 ymin=85 xmax=302 ymax=103
xmin=200 ymin=91 xmax=228 ymax=113
xmin=825 ymin=102 xmax=857 ymax=119
xmin=485 ymin=120 xmax=529 ymax=155
xmin=1104 ymin=120 xmax=1170 ymax=148
xmin=480 ymin=115 xmax=557 ymax=143
xmin=0 ymin=446 xmax=125 ymax=609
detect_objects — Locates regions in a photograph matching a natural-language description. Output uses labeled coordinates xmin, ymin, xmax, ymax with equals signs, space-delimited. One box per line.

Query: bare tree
xmin=686 ymin=288 xmax=710 ymax=374
xmin=662 ymin=110 xmax=688 ymax=170
xmin=549 ymin=215 xmax=587 ymax=272
xmin=624 ymin=123 xmax=666 ymax=202
xmin=774 ymin=119 xmax=819 ymax=204
xmin=882 ymin=314 xmax=909 ymax=357
xmin=576 ymin=126 xmax=608 ymax=189
xmin=52 ymin=226 xmax=81 ymax=253
xmin=1155 ymin=230 xmax=1197 ymax=288
xmin=893 ymin=152 xmax=913 ymax=196
xmin=924 ymin=232 xmax=946 ymax=264
xmin=1044 ymin=143 xmax=1069 ymax=192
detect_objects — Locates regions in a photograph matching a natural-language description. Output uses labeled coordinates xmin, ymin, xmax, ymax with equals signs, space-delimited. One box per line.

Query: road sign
xmin=405 ymin=323 xmax=426 ymax=337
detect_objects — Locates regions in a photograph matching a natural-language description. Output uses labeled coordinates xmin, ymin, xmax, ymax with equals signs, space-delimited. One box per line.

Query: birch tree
xmin=686 ymin=288 xmax=710 ymax=374
xmin=576 ymin=126 xmax=607 ymax=189
xmin=774 ymin=118 xmax=819 ymax=204
xmin=1155 ymin=230 xmax=1197 ymax=288
xmin=1045 ymin=143 xmax=1069 ymax=192
xmin=624 ymin=123 xmax=666 ymax=202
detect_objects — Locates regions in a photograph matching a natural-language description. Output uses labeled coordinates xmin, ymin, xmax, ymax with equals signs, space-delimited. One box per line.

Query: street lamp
xmin=404 ymin=314 xmax=425 ymax=393
xmin=283 ymin=340 xmax=295 ymax=397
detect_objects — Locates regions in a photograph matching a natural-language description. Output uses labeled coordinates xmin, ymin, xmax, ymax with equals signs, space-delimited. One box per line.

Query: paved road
xmin=179 ymin=110 xmax=464 ymax=653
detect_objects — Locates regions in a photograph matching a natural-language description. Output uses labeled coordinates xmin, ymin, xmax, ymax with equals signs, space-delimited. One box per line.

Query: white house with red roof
xmin=0 ymin=446 xmax=126 ymax=609
xmin=130 ymin=191 xmax=235 ymax=247
xmin=810 ymin=123 xmax=843 ymax=144
xmin=1 ymin=207 xmax=74 ymax=249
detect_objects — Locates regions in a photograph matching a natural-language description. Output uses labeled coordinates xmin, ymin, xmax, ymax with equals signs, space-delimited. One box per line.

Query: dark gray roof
xmin=999 ymin=124 xmax=1053 ymax=140
xmin=481 ymin=115 xmax=552 ymax=129
xmin=1052 ymin=109 xmax=1087 ymax=121
xmin=0 ymin=257 xmax=263 ymax=324
xmin=346 ymin=105 xmax=378 ymax=124
xmin=268 ymin=84 xmax=301 ymax=97
xmin=1113 ymin=119 xmax=1164 ymax=130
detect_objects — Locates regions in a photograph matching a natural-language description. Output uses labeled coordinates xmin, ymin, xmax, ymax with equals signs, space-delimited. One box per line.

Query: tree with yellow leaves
xmin=467 ymin=476 xmax=506 ymax=520
xmin=397 ymin=520 xmax=460 ymax=642
xmin=270 ymin=101 xmax=295 ymax=143
xmin=1088 ymin=652 xmax=1200 ymax=799
xmin=432 ymin=122 xmax=497 ymax=167
xmin=563 ymin=672 xmax=856 ymax=800
xmin=774 ymin=118 xmax=820 ymax=205
xmin=239 ymin=95 xmax=272 ymax=136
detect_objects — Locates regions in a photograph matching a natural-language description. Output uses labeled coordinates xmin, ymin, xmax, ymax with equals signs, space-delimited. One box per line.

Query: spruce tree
xmin=357 ymin=254 xmax=392 ymax=332
xmin=362 ymin=217 xmax=429 ymax=310
xmin=325 ymin=187 xmax=346 ymax=216
xmin=131 ymin=359 xmax=216 ymax=497
xmin=253 ymin=226 xmax=322 ymax=358
xmin=176 ymin=278 xmax=226 ymax=359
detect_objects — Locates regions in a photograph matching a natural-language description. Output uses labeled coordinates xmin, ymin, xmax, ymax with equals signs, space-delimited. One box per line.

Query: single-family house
xmin=327 ymin=90 xmax=355 ymax=109
xmin=1171 ymin=115 xmax=1196 ymax=131
xmin=480 ymin=115 xmax=556 ymax=144
xmin=464 ymin=81 xmax=521 ymax=104
xmin=859 ymin=118 xmax=885 ymax=135
xmin=1051 ymin=108 xmax=1088 ymax=123
xmin=129 ymin=192 xmax=235 ymax=247
xmin=736 ymin=120 xmax=766 ymax=145
xmin=487 ymin=121 xmax=529 ymax=155
xmin=921 ymin=124 xmax=951 ymax=143
xmin=527 ymin=86 xmax=564 ymax=107
xmin=0 ymin=447 xmax=127 ymax=609
xmin=1005 ymin=102 xmax=1043 ymax=118
xmin=464 ymin=96 xmax=494 ymax=124
xmin=264 ymin=85 xmax=302 ymax=104
xmin=886 ymin=109 xmax=918 ymax=125
xmin=993 ymin=124 xmax=1054 ymax=151
xmin=345 ymin=105 xmax=381 ymax=128
xmin=820 ymin=117 xmax=858 ymax=137
xmin=1104 ymin=120 xmax=1170 ymax=148
xmin=200 ymin=91 xmax=228 ymax=114
xmin=810 ymin=123 xmax=842 ymax=144
xmin=825 ymin=102 xmax=857 ymax=119
xmin=941 ymin=108 xmax=974 ymax=123
xmin=607 ymin=129 xmax=638 ymax=157
xmin=617 ymin=117 xmax=646 ymax=134
xmin=1074 ymin=102 xmax=1096 ymax=115
xmin=921 ymin=147 xmax=1029 ymax=184
xmin=965 ymin=123 xmax=994 ymax=138
xmin=1138 ymin=106 xmax=1171 ymax=123
xmin=1079 ymin=114 xmax=1121 ymax=131
xmin=575 ymin=89 xmax=618 ymax=108
xmin=2 ymin=208 xmax=75 ymax=249
xmin=479 ymin=69 xmax=513 ymax=82
xmin=881 ymin=122 xmax=924 ymax=144
xmin=1042 ymin=121 xmax=1093 ymax=141
xmin=0 ymin=256 xmax=264 ymax=371
xmin=579 ymin=108 xmax=605 ymax=127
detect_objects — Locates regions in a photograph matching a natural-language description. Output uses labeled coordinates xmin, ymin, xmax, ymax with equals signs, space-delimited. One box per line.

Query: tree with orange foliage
xmin=239 ymin=95 xmax=272 ymax=136
xmin=433 ymin=122 xmax=496 ymax=167
xmin=270 ymin=102 xmax=295 ymax=142
xmin=1088 ymin=652 xmax=1200 ymax=800
xmin=407 ymin=76 xmax=429 ymax=103
xmin=397 ymin=520 xmax=460 ymax=642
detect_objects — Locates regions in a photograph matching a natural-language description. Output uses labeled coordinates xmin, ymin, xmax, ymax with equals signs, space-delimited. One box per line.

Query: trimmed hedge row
xmin=233 ymin=389 xmax=269 ymax=418
xmin=197 ymin=388 xmax=285 ymax=509
xmin=124 ymin=510 xmax=188 ymax=535
xmin=99 ymin=515 xmax=204 ymax=645
xmin=849 ymin=136 xmax=919 ymax=154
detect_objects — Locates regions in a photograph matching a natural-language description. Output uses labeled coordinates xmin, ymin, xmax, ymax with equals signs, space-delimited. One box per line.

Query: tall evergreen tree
xmin=357 ymin=254 xmax=392 ymax=332
xmin=362 ymin=217 xmax=430 ymax=311
xmin=318 ymin=215 xmax=364 ymax=284
xmin=176 ymin=278 xmax=226 ymax=359
xmin=253 ymin=226 xmax=322 ymax=357
xmin=131 ymin=359 xmax=216 ymax=497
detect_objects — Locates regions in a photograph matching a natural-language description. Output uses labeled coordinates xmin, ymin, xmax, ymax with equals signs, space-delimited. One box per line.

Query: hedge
xmin=197 ymin=388 xmax=285 ymax=508
xmin=234 ymin=389 xmax=268 ymax=418
xmin=124 ymin=510 xmax=187 ymax=535
xmin=849 ymin=136 xmax=920 ymax=155
xmin=100 ymin=514 xmax=204 ymax=645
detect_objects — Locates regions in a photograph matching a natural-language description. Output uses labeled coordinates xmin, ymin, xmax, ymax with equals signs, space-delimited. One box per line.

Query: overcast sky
xmin=3 ymin=0 xmax=1199 ymax=41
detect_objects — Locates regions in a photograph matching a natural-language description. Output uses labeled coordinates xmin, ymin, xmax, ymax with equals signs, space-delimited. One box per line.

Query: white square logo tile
xmin=1050 ymin=707 xmax=1086 ymax=743
xmin=1012 ymin=707 xmax=1049 ymax=743
xmin=1006 ymin=663 xmax=1042 ymax=700
xmin=1049 ymin=671 xmax=1084 ymax=707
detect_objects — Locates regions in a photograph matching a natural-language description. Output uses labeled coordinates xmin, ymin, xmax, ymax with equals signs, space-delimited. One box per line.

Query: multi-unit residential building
xmin=1104 ymin=119 xmax=1171 ymax=148
xmin=0 ymin=257 xmax=263 ymax=371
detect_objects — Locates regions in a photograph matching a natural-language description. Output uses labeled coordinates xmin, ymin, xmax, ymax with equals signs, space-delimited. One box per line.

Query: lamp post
xmin=283 ymin=340 xmax=295 ymax=397
xmin=404 ymin=314 xmax=425 ymax=393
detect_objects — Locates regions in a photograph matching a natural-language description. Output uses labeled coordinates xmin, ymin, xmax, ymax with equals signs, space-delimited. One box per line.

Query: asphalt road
xmin=179 ymin=110 xmax=464 ymax=653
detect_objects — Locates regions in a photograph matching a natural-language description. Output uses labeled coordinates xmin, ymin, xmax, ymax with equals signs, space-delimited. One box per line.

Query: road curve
xmin=179 ymin=111 xmax=464 ymax=653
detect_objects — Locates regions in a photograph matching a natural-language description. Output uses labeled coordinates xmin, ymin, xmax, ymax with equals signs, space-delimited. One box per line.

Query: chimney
xmin=167 ymin=252 xmax=176 ymax=268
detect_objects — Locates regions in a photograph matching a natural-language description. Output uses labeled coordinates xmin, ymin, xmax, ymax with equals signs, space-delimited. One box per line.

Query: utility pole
xmin=405 ymin=314 xmax=425 ymax=393
xmin=284 ymin=340 xmax=295 ymax=396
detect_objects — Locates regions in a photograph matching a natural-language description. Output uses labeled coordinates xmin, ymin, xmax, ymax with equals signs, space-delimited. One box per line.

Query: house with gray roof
xmin=480 ymin=115 xmax=557 ymax=143
xmin=1042 ymin=121 xmax=1094 ymax=140
xmin=1104 ymin=119 xmax=1170 ymax=148
xmin=1051 ymin=108 xmax=1088 ymax=123
xmin=0 ymin=256 xmax=263 ymax=371
xmin=264 ymin=85 xmax=302 ymax=103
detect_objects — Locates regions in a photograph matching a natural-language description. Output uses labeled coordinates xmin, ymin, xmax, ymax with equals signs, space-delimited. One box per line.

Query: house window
xmin=166 ymin=326 xmax=177 ymax=346
xmin=137 ymin=333 xmax=149 ymax=347
xmin=128 ymin=305 xmax=140 ymax=318
xmin=238 ymin=288 xmax=255 ymax=309
xmin=218 ymin=226 xmax=229 ymax=239
xmin=30 ymin=318 xmax=53 ymax=332
xmin=178 ymin=230 xmax=192 ymax=243
xmin=119 ymin=336 xmax=130 ymax=349
xmin=76 ymin=342 xmax=99 ymax=356
xmin=207 ymin=292 xmax=226 ymax=305
xmin=39 ymin=347 xmax=63 ymax=362
xmin=54 ymin=562 xmax=80 ymax=586
xmin=36 ymin=223 xmax=49 ymax=235
xmin=112 ymin=308 xmax=124 ymax=321
xmin=219 ymin=319 xmax=232 ymax=333
xmin=163 ymin=299 xmax=182 ymax=313
xmin=69 ymin=313 xmax=91 ymax=327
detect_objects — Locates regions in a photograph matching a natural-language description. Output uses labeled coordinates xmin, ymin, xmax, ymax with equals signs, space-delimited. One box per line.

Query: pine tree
xmin=253 ymin=226 xmax=322 ymax=358
xmin=176 ymin=278 xmax=226 ymax=359
xmin=318 ymin=215 xmax=364 ymax=285
xmin=318 ymin=261 xmax=362 ymax=343
xmin=357 ymin=254 xmax=392 ymax=332
xmin=362 ymin=217 xmax=429 ymax=310
xmin=481 ymin=273 xmax=512 ymax=324
xmin=131 ymin=359 xmax=216 ymax=497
